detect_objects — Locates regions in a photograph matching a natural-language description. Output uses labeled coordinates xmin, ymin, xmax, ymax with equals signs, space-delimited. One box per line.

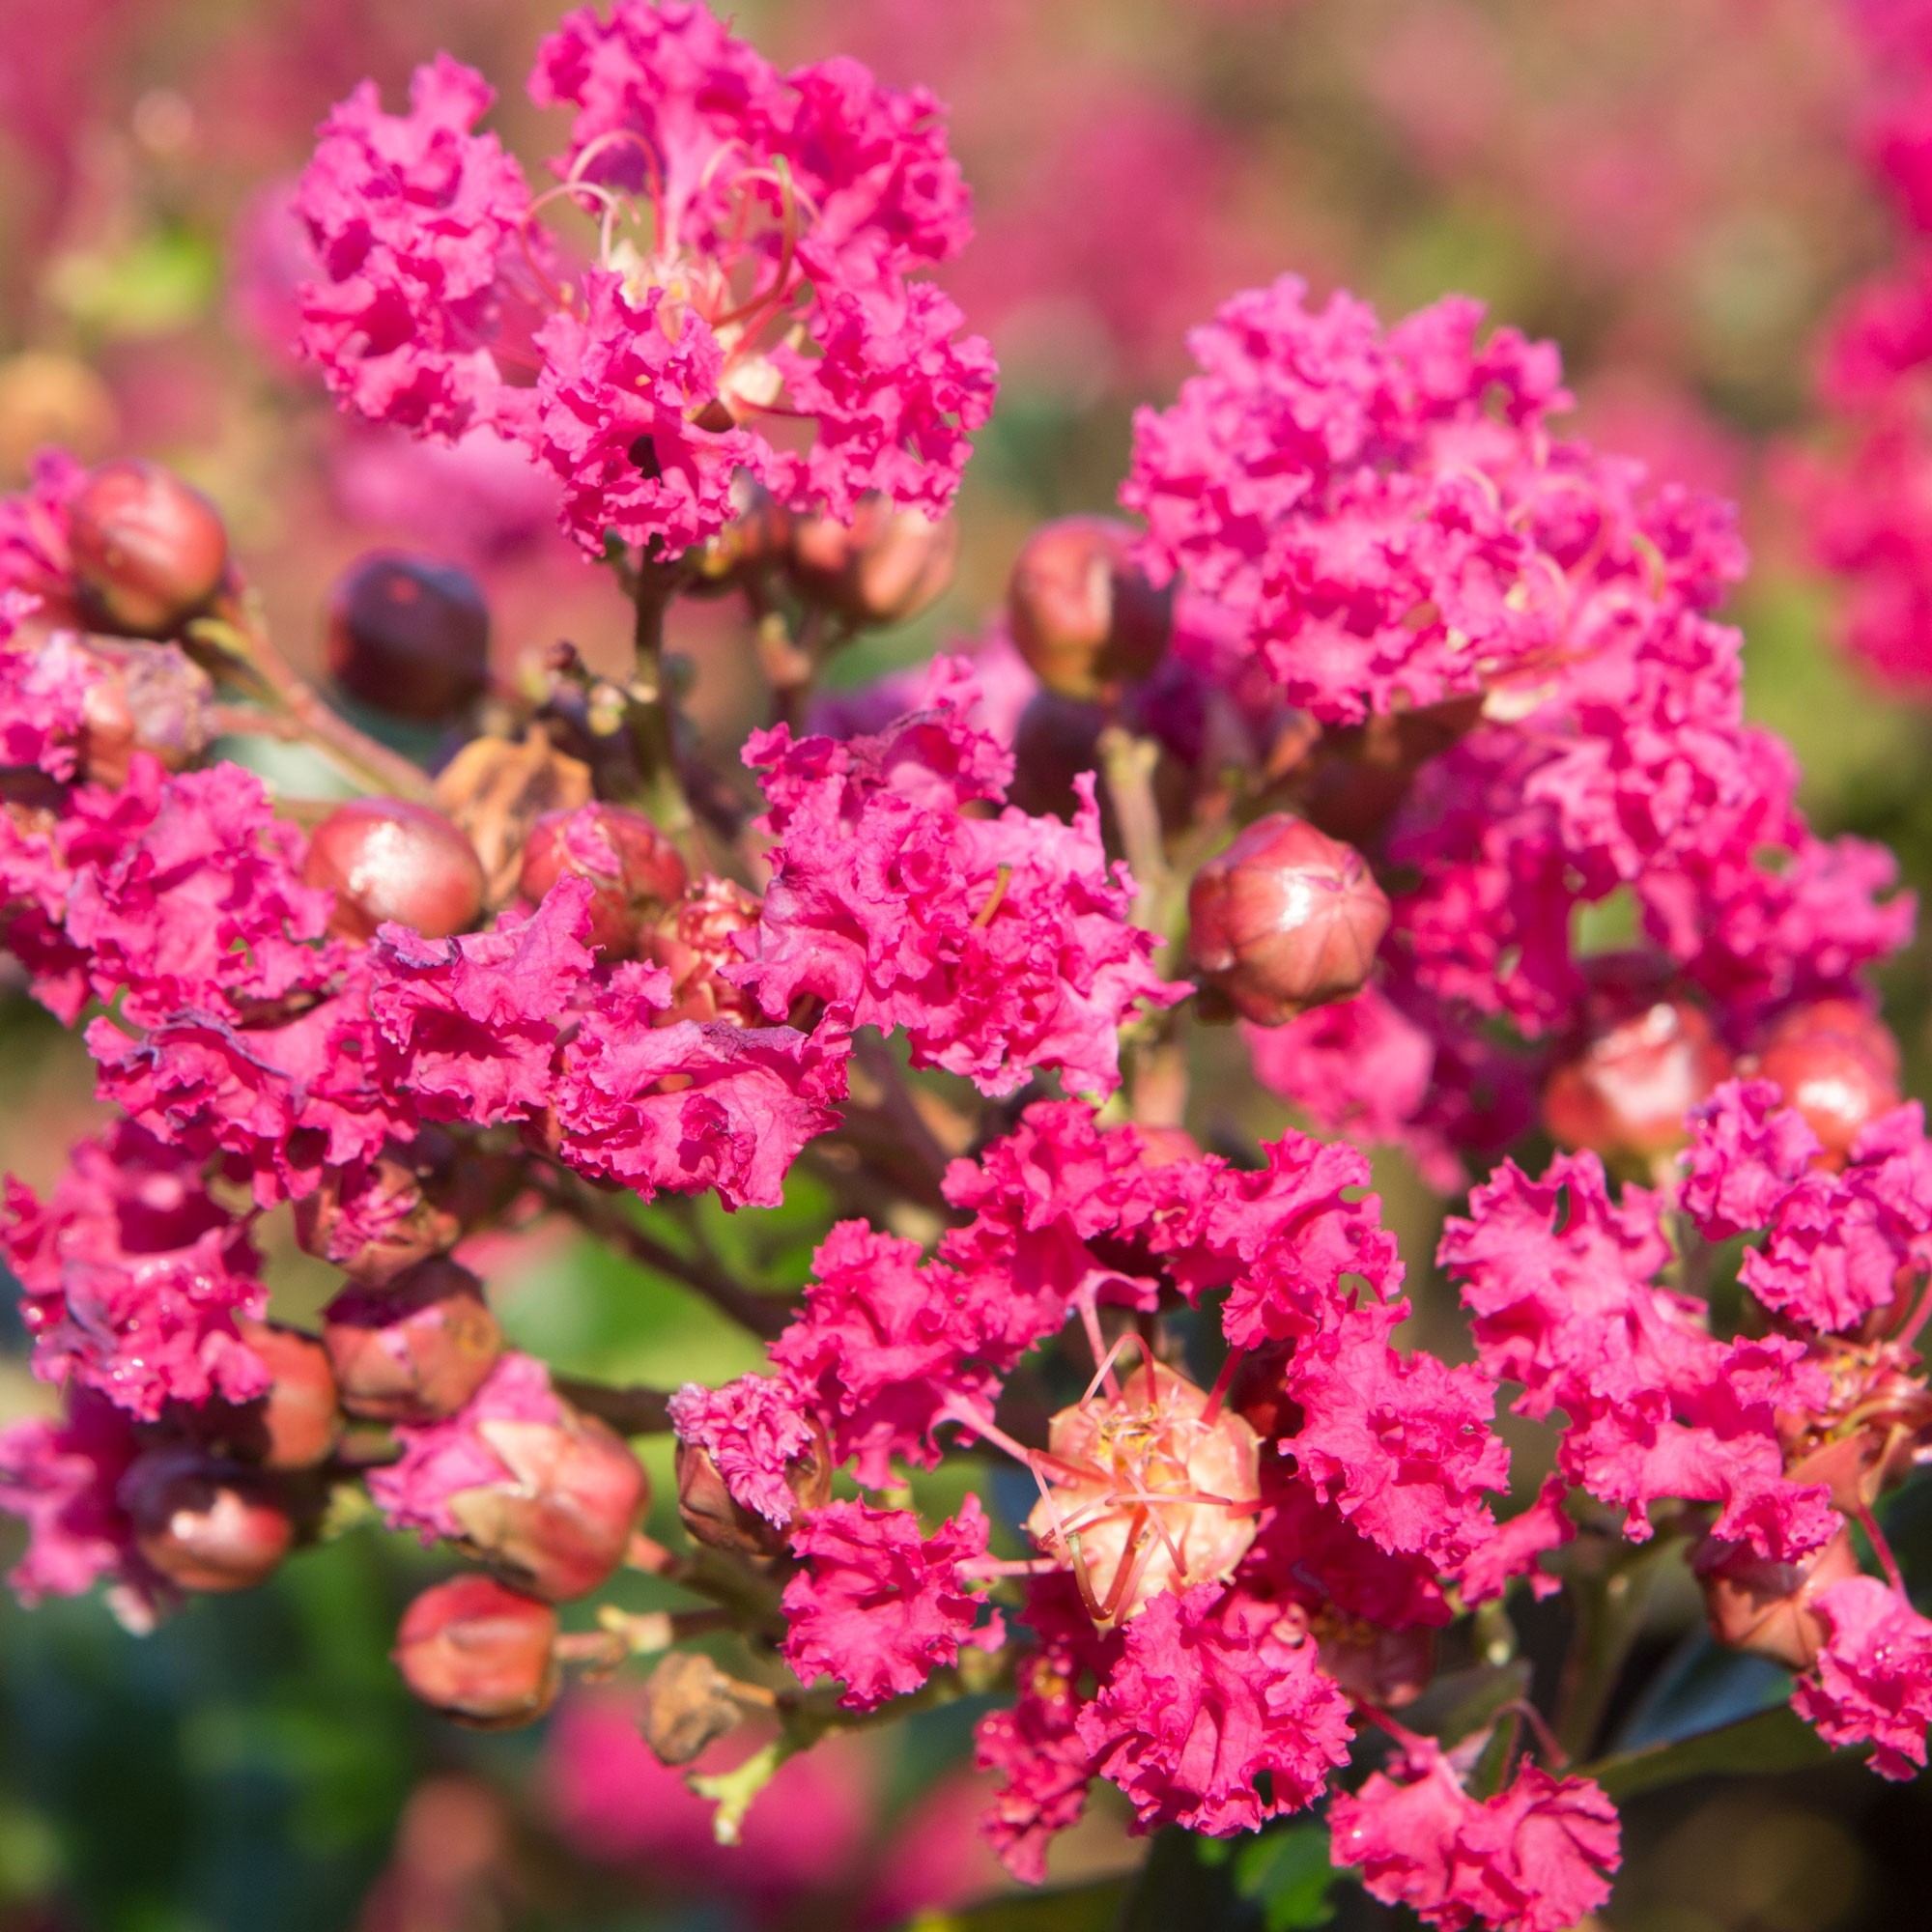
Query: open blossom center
xmin=1024 ymin=1358 xmax=1262 ymax=1628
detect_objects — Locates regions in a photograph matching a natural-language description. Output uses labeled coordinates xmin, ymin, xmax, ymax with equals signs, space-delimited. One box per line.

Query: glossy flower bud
xmin=788 ymin=494 xmax=957 ymax=628
xmin=433 ymin=728 xmax=594 ymax=907
xmin=448 ymin=1402 xmax=647 ymax=1602
xmin=302 ymin=798 xmax=486 ymax=944
xmin=1187 ymin=813 xmax=1390 ymax=1025
xmin=674 ymin=1423 xmax=832 ymax=1559
xmin=121 ymin=1449 xmax=295 ymax=1593
xmin=1008 ymin=691 xmax=1105 ymax=822
xmin=1008 ymin=516 xmax=1173 ymax=700
xmin=189 ymin=1320 xmax=340 ymax=1470
xmin=69 ymin=459 xmax=229 ymax=638
xmin=1754 ymin=999 xmax=1902 ymax=1169
xmin=326 ymin=552 xmax=490 ymax=722
xmin=646 ymin=877 xmax=765 ymax=1025
xmin=75 ymin=639 xmax=213 ymax=785
xmin=518 ymin=804 xmax=688 ymax=959
xmin=323 ymin=1261 xmax=501 ymax=1423
xmin=1544 ymin=995 xmax=1731 ymax=1163
xmin=392 ymin=1574 xmax=559 ymax=1728
xmin=1697 ymin=1527 xmax=1861 ymax=1671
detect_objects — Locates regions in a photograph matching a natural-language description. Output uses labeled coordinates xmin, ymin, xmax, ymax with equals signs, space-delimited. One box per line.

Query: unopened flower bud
xmin=1008 ymin=516 xmax=1173 ymax=700
xmin=1697 ymin=1527 xmax=1861 ymax=1670
xmin=188 ymin=1320 xmax=340 ymax=1469
xmin=1544 ymin=993 xmax=1731 ymax=1162
xmin=293 ymin=1132 xmax=466 ymax=1285
xmin=327 ymin=552 xmax=490 ymax=722
xmin=121 ymin=1449 xmax=295 ymax=1592
xmin=1753 ymin=999 xmax=1902 ymax=1169
xmin=1008 ymin=691 xmax=1105 ymax=822
xmin=74 ymin=639 xmax=213 ymax=785
xmin=69 ymin=459 xmax=228 ymax=638
xmin=637 ymin=1650 xmax=744 ymax=1766
xmin=674 ymin=1424 xmax=832 ymax=1559
xmin=324 ymin=1260 xmax=501 ymax=1423
xmin=1227 ymin=1341 xmax=1303 ymax=1442
xmin=392 ymin=1574 xmax=559 ymax=1728
xmin=1187 ymin=813 xmax=1390 ymax=1025
xmin=448 ymin=1402 xmax=647 ymax=1602
xmin=302 ymin=798 xmax=486 ymax=944
xmin=519 ymin=803 xmax=688 ymax=959
xmin=646 ymin=877 xmax=765 ymax=1025
xmin=789 ymin=494 xmax=957 ymax=629
xmin=433 ymin=728 xmax=594 ymax=907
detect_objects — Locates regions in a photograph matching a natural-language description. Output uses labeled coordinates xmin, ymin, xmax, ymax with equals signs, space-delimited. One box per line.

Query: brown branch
xmin=553 ymin=1376 xmax=677 ymax=1435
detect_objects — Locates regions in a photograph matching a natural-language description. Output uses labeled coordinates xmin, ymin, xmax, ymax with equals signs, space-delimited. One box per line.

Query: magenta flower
xmin=1791 ymin=1575 xmax=1932 ymax=1779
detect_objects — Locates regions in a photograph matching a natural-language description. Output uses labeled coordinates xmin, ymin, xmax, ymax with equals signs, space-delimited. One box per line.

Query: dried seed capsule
xmin=788 ymin=494 xmax=957 ymax=628
xmin=302 ymin=798 xmax=486 ymax=944
xmin=393 ymin=1574 xmax=560 ymax=1728
xmin=637 ymin=1651 xmax=744 ymax=1765
xmin=1754 ymin=999 xmax=1902 ymax=1169
xmin=433 ymin=728 xmax=594 ymax=908
xmin=1187 ymin=812 xmax=1390 ymax=1025
xmin=518 ymin=803 xmax=688 ymax=958
xmin=326 ymin=552 xmax=490 ymax=722
xmin=1008 ymin=515 xmax=1173 ymax=700
xmin=121 ymin=1449 xmax=295 ymax=1593
xmin=323 ymin=1260 xmax=501 ymax=1424
xmin=1544 ymin=993 xmax=1731 ymax=1162
xmin=68 ymin=459 xmax=229 ymax=639
xmin=448 ymin=1402 xmax=649 ymax=1603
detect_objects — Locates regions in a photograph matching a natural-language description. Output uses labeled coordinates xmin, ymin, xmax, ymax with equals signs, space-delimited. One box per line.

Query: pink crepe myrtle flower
xmin=732 ymin=663 xmax=1183 ymax=1097
xmin=781 ymin=1495 xmax=999 ymax=1711
xmin=667 ymin=1375 xmax=819 ymax=1526
xmin=295 ymin=2 xmax=995 ymax=558
xmin=1790 ymin=1574 xmax=1932 ymax=1778
xmin=0 ymin=622 xmax=98 ymax=780
xmin=4 ymin=1123 xmax=268 ymax=1421
xmin=1330 ymin=1739 xmax=1621 ymax=1932
xmin=1682 ymin=1077 xmax=1823 ymax=1240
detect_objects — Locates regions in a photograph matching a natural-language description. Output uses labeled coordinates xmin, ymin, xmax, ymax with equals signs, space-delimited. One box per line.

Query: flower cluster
xmin=294 ymin=0 xmax=996 ymax=557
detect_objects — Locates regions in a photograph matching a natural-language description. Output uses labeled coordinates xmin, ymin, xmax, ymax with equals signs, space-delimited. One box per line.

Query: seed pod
xmin=323 ymin=1260 xmax=501 ymax=1424
xmin=121 ymin=1449 xmax=294 ymax=1593
xmin=1753 ymin=999 xmax=1902 ymax=1169
xmin=646 ymin=877 xmax=765 ymax=1025
xmin=1544 ymin=995 xmax=1731 ymax=1162
xmin=637 ymin=1651 xmax=744 ymax=1766
xmin=1187 ymin=812 xmax=1390 ymax=1025
xmin=326 ymin=552 xmax=490 ymax=722
xmin=392 ymin=1574 xmax=560 ymax=1728
xmin=1697 ymin=1527 xmax=1861 ymax=1671
xmin=674 ymin=1421 xmax=832 ymax=1559
xmin=1008 ymin=516 xmax=1173 ymax=700
xmin=433 ymin=728 xmax=594 ymax=908
xmin=74 ymin=638 xmax=213 ymax=785
xmin=188 ymin=1320 xmax=340 ymax=1470
xmin=302 ymin=798 xmax=486 ymax=944
xmin=69 ymin=459 xmax=229 ymax=638
xmin=788 ymin=495 xmax=958 ymax=628
xmin=448 ymin=1402 xmax=648 ymax=1602
xmin=518 ymin=803 xmax=688 ymax=959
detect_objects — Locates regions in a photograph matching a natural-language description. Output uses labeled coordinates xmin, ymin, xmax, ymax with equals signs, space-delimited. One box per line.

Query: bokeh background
xmin=6 ymin=2 xmax=1932 ymax=1927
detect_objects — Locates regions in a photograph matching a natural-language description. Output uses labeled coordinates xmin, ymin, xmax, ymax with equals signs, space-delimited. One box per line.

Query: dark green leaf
xmin=1586 ymin=1705 xmax=1833 ymax=1801
xmin=1235 ymin=1822 xmax=1342 ymax=1929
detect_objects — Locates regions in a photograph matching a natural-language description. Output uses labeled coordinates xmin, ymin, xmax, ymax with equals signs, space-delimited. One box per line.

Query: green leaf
xmin=1585 ymin=1704 xmax=1833 ymax=1801
xmin=1234 ymin=1821 xmax=1343 ymax=1929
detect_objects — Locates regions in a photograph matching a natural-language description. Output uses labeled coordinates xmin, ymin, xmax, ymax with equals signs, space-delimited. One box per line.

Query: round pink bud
xmin=518 ymin=804 xmax=688 ymax=959
xmin=673 ymin=1424 xmax=832 ymax=1559
xmin=68 ymin=459 xmax=229 ymax=639
xmin=1544 ymin=996 xmax=1731 ymax=1163
xmin=302 ymin=799 xmax=486 ymax=945
xmin=122 ymin=1449 xmax=295 ymax=1593
xmin=326 ymin=552 xmax=490 ymax=722
xmin=74 ymin=639 xmax=213 ymax=785
xmin=1696 ymin=1527 xmax=1862 ymax=1671
xmin=1008 ymin=516 xmax=1173 ymax=700
xmin=188 ymin=1320 xmax=340 ymax=1470
xmin=392 ymin=1574 xmax=560 ymax=1728
xmin=1754 ymin=999 xmax=1902 ymax=1170
xmin=323 ymin=1260 xmax=501 ymax=1424
xmin=788 ymin=494 xmax=958 ymax=629
xmin=1187 ymin=813 xmax=1390 ymax=1025
xmin=447 ymin=1403 xmax=648 ymax=1603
